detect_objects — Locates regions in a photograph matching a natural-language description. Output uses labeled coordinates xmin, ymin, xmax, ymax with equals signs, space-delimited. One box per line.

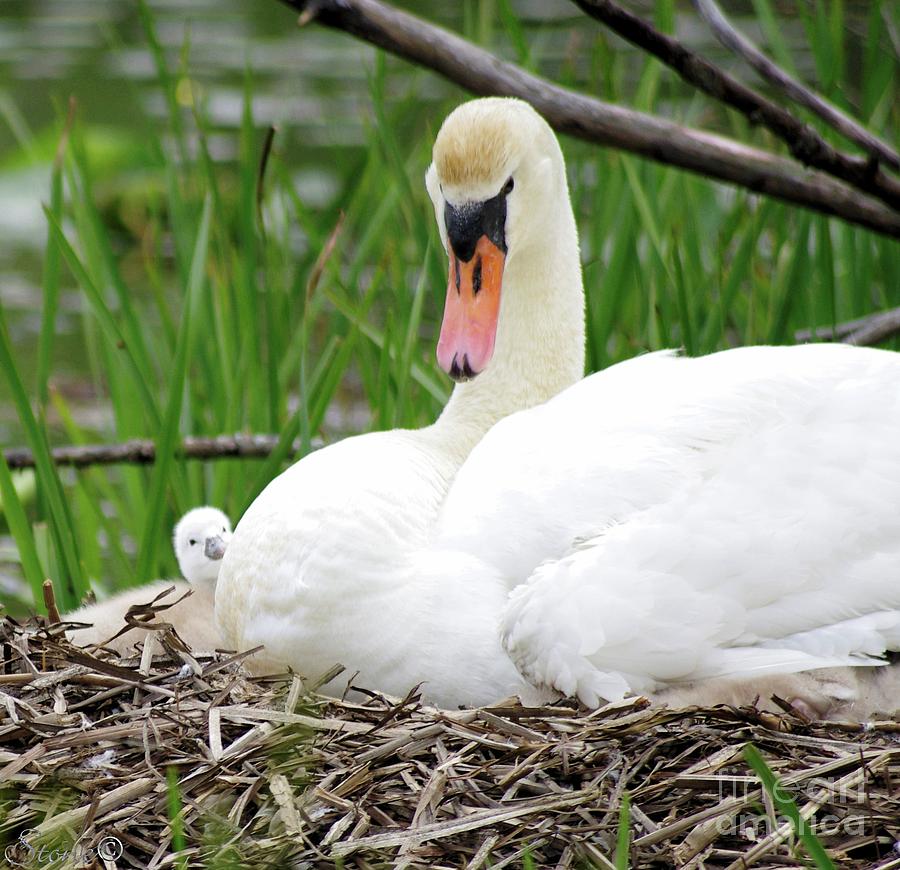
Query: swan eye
xmin=502 ymin=176 xmax=514 ymax=195
xmin=189 ymin=539 xmax=197 ymax=546
xmin=222 ymin=527 xmax=227 ymax=533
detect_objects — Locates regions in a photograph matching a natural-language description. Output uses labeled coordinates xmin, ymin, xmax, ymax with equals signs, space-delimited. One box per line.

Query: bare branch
xmin=256 ymin=124 xmax=278 ymax=233
xmin=277 ymin=0 xmax=900 ymax=238
xmin=43 ymin=580 xmax=61 ymax=624
xmin=9 ymin=309 xmax=900 ymax=477
xmin=572 ymin=0 xmax=900 ymax=211
xmin=795 ymin=306 xmax=900 ymax=346
xmin=4 ymin=433 xmax=323 ymax=471
xmin=693 ymin=0 xmax=900 ymax=172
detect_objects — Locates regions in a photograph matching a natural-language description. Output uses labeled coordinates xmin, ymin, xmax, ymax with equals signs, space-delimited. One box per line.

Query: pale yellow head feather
xmin=432 ymin=97 xmax=542 ymax=189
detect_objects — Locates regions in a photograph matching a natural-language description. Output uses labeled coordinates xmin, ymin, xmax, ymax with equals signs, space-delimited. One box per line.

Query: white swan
xmin=68 ymin=507 xmax=232 ymax=654
xmin=217 ymin=97 xmax=900 ymax=712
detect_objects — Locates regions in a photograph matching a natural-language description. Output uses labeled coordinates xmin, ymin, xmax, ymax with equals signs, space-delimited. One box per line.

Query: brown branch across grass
xmin=693 ymin=0 xmax=900 ymax=172
xmin=795 ymin=306 xmax=900 ymax=346
xmin=3 ymin=433 xmax=321 ymax=471
xmin=278 ymin=0 xmax=900 ymax=238
xmin=9 ymin=299 xmax=900 ymax=474
xmin=572 ymin=0 xmax=900 ymax=211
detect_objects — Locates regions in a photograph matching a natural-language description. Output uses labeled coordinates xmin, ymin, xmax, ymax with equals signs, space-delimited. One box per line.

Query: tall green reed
xmin=0 ymin=0 xmax=896 ymax=610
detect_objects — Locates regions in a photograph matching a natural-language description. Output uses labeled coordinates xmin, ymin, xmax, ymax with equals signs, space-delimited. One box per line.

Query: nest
xmin=1 ymin=614 xmax=899 ymax=869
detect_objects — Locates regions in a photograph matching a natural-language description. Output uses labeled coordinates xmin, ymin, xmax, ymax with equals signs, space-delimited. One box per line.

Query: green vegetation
xmin=744 ymin=743 xmax=836 ymax=869
xmin=166 ymin=765 xmax=189 ymax=869
xmin=615 ymin=791 xmax=631 ymax=868
xmin=0 ymin=0 xmax=897 ymax=612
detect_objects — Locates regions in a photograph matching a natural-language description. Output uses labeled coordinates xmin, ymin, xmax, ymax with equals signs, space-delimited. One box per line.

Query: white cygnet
xmin=172 ymin=506 xmax=232 ymax=585
xmin=66 ymin=506 xmax=232 ymax=655
xmin=652 ymin=665 xmax=900 ymax=722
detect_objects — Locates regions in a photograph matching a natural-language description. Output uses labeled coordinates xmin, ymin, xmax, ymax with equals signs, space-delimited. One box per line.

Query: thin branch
xmin=43 ymin=580 xmax=61 ymax=624
xmin=277 ymin=0 xmax=900 ymax=238
xmin=3 ymin=433 xmax=323 ymax=471
xmin=306 ymin=210 xmax=345 ymax=300
xmin=9 ymin=304 xmax=900 ymax=476
xmin=795 ymin=306 xmax=900 ymax=346
xmin=255 ymin=124 xmax=278 ymax=233
xmin=693 ymin=0 xmax=900 ymax=172
xmin=572 ymin=0 xmax=900 ymax=211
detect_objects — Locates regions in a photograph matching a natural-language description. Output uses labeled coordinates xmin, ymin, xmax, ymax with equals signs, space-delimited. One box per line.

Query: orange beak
xmin=437 ymin=235 xmax=506 ymax=380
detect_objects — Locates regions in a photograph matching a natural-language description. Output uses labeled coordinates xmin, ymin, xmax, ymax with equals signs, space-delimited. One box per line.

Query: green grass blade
xmin=496 ymin=0 xmax=532 ymax=67
xmin=0 ymin=455 xmax=46 ymax=608
xmin=242 ymin=423 xmax=302 ymax=515
xmin=166 ymin=766 xmax=188 ymax=868
xmin=395 ymin=242 xmax=431 ymax=424
xmin=749 ymin=0 xmax=796 ymax=74
xmin=138 ymin=0 xmax=189 ymax=170
xmin=700 ymin=201 xmax=770 ymax=353
xmin=66 ymin=135 xmax=159 ymax=393
xmin=135 ymin=194 xmax=212 ymax=583
xmin=615 ymin=791 xmax=631 ymax=870
xmin=48 ymin=388 xmax=132 ymax=577
xmin=0 ymin=305 xmax=86 ymax=608
xmin=323 ymin=284 xmax=448 ymax=404
xmin=743 ymin=744 xmax=835 ymax=869
xmin=621 ymin=157 xmax=670 ymax=283
xmin=43 ymin=206 xmax=162 ymax=428
xmin=672 ymin=242 xmax=695 ymax=355
xmin=769 ymin=214 xmax=811 ymax=344
xmin=36 ymin=132 xmax=65 ymax=412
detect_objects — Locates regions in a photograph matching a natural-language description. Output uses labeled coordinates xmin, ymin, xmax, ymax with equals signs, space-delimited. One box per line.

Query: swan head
xmin=426 ymin=97 xmax=569 ymax=382
xmin=173 ymin=506 xmax=233 ymax=585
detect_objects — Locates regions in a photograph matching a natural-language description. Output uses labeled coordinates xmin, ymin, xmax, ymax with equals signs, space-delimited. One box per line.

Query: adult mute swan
xmin=217 ymin=97 xmax=900 ymax=714
xmin=68 ymin=507 xmax=232 ymax=654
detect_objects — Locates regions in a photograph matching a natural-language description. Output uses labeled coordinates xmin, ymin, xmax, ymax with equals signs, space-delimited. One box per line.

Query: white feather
xmin=216 ymin=99 xmax=900 ymax=717
xmin=498 ymin=345 xmax=900 ymax=703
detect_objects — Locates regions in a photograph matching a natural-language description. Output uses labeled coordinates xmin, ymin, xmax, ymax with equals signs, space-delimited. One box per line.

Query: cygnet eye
xmin=189 ymin=539 xmax=197 ymax=546
xmin=222 ymin=526 xmax=227 ymax=533
xmin=502 ymin=176 xmax=514 ymax=195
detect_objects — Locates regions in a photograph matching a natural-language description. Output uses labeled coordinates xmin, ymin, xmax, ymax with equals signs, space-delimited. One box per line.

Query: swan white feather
xmin=216 ymin=97 xmax=900 ymax=712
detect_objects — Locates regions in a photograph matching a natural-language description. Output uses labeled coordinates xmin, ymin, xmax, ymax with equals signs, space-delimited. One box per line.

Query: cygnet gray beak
xmin=204 ymin=535 xmax=227 ymax=560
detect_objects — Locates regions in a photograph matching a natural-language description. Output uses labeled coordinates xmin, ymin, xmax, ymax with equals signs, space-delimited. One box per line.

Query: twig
xmin=794 ymin=306 xmax=900 ymax=346
xmin=693 ymin=0 xmax=900 ymax=173
xmin=306 ymin=211 xmax=345 ymax=300
xmin=4 ymin=613 xmax=900 ymax=867
xmin=256 ymin=125 xmax=278 ymax=234
xmin=54 ymin=96 xmax=78 ymax=170
xmin=42 ymin=580 xmax=61 ymax=624
xmin=4 ymin=433 xmax=322 ymax=471
xmin=572 ymin=0 xmax=900 ymax=211
xmin=279 ymin=0 xmax=900 ymax=238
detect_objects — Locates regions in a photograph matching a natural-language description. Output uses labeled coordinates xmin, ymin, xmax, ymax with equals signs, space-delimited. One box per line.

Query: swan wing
xmin=440 ymin=344 xmax=900 ymax=584
xmin=495 ymin=345 xmax=900 ymax=705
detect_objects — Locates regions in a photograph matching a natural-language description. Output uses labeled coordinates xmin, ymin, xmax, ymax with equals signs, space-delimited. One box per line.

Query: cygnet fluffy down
xmin=651 ymin=665 xmax=900 ymax=722
xmin=66 ymin=506 xmax=232 ymax=655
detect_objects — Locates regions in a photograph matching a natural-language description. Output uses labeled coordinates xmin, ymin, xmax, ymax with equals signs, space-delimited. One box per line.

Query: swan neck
xmin=435 ymin=200 xmax=585 ymax=455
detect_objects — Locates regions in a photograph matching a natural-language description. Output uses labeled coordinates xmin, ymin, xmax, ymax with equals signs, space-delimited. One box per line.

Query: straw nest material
xmin=1 ymin=605 xmax=899 ymax=869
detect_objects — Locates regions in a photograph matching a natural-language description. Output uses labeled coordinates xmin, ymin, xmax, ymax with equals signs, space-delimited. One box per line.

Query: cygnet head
xmin=173 ymin=506 xmax=232 ymax=585
xmin=425 ymin=97 xmax=577 ymax=383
